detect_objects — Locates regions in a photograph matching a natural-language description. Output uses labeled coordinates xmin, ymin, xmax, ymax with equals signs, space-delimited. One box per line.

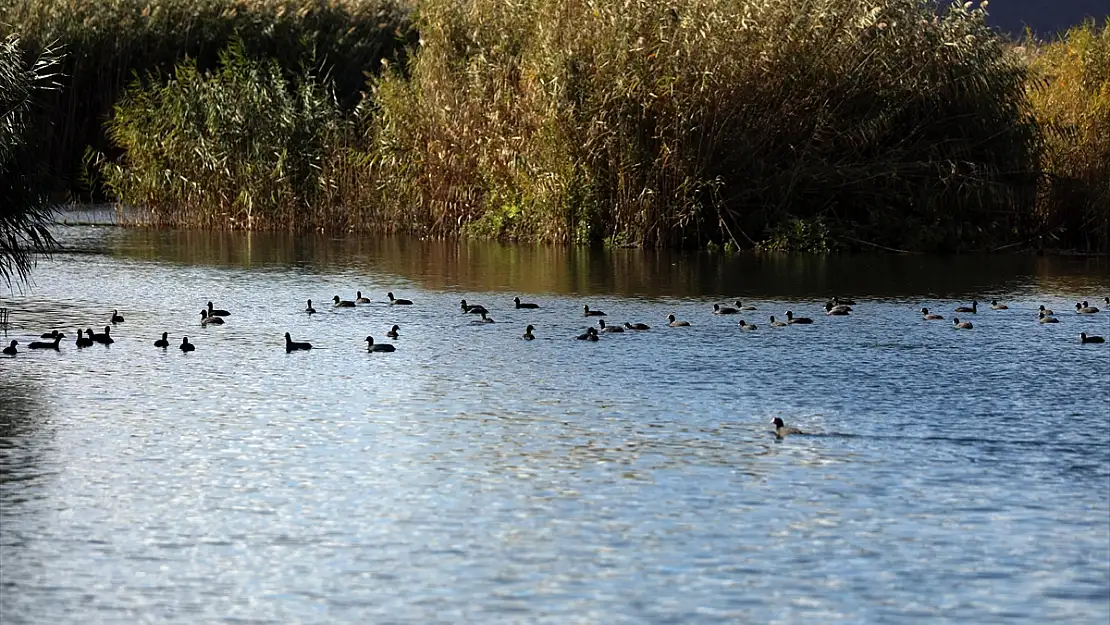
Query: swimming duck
xmin=955 ymin=301 xmax=978 ymax=314
xmin=769 ymin=315 xmax=787 ymax=327
xmin=583 ymin=304 xmax=606 ymax=317
xmin=386 ymin=325 xmax=400 ymax=338
xmin=365 ymin=336 xmax=396 ymax=352
xmin=28 ymin=334 xmax=62 ymax=349
xmin=1038 ymin=305 xmax=1054 ymax=316
xmin=1081 ymin=332 xmax=1105 ymax=344
xmin=824 ymin=302 xmax=851 ymax=316
xmin=355 ymin=291 xmax=372 ymax=304
xmin=306 ymin=299 xmax=317 ymax=314
xmin=179 ymin=337 xmax=195 ymax=352
xmin=953 ymin=317 xmax=973 ymax=329
xmin=713 ymin=303 xmax=738 ymax=315
xmin=284 ymin=332 xmax=312 ymax=352
xmin=772 ymin=417 xmax=803 ymax=438
xmin=470 ymin=312 xmax=495 ymax=324
xmin=75 ymin=329 xmax=93 ymax=348
xmin=738 ymin=319 xmax=757 ymax=330
xmin=388 ymin=292 xmax=413 ymax=305
xmin=1075 ymin=301 xmax=1100 ymax=314
xmin=824 ymin=299 xmax=853 ymax=313
xmin=3 ymin=340 xmax=17 ymax=355
xmin=154 ymin=332 xmax=170 ymax=347
xmin=522 ymin=324 xmax=536 ymax=340
xmin=110 ymin=309 xmax=125 ymax=323
xmin=91 ymin=326 xmax=113 ymax=345
xmin=921 ymin=307 xmax=944 ymax=320
xmin=200 ymin=310 xmax=224 ymax=325
xmin=735 ymin=301 xmax=757 ymax=311
xmin=1038 ymin=311 xmax=1059 ymax=323
xmin=667 ymin=314 xmax=690 ymax=327
xmin=39 ymin=330 xmax=63 ymax=339
xmin=624 ymin=322 xmax=650 ymax=330
xmin=514 ymin=296 xmax=539 ymax=309
xmin=598 ymin=319 xmax=624 ymax=333
xmin=333 ymin=295 xmax=356 ymax=307
xmin=460 ymin=300 xmax=488 ymax=314
xmin=785 ymin=311 xmax=813 ymax=324
xmin=990 ymin=299 xmax=1008 ymax=310
xmin=206 ymin=301 xmax=230 ymax=316
xmin=576 ymin=327 xmax=600 ymax=341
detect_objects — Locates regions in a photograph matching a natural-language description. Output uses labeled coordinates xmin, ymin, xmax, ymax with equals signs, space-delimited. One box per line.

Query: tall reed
xmin=0 ymin=35 xmax=61 ymax=288
xmin=0 ymin=0 xmax=414 ymax=195
xmin=1025 ymin=21 xmax=1110 ymax=252
xmin=363 ymin=0 xmax=1040 ymax=250
xmin=96 ymin=43 xmax=345 ymax=229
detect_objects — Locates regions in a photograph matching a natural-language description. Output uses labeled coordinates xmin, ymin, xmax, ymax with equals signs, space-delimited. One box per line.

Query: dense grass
xmin=1025 ymin=21 xmax=1110 ymax=252
xmin=358 ymin=0 xmax=1045 ymax=250
xmin=0 ymin=0 xmax=414 ymax=195
xmin=6 ymin=0 xmax=1109 ymax=252
xmin=0 ymin=35 xmax=61 ymax=288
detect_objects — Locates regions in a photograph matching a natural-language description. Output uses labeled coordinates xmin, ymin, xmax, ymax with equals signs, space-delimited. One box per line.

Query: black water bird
xmin=769 ymin=316 xmax=787 ymax=327
xmin=522 ymin=324 xmax=536 ymax=340
xmin=3 ymin=340 xmax=17 ymax=355
xmin=201 ymin=310 xmax=224 ymax=326
xmin=955 ymin=301 xmax=978 ymax=314
xmin=365 ymin=336 xmax=396 ymax=352
xmin=583 ymin=304 xmax=606 ymax=317
xmin=386 ymin=325 xmax=400 ymax=338
xmin=388 ymin=292 xmax=413 ymax=305
xmin=461 ymin=300 xmax=488 ymax=314
xmin=285 ymin=332 xmax=312 ymax=352
xmin=514 ymin=296 xmax=539 ymax=309
xmin=207 ymin=301 xmax=231 ymax=316
xmin=713 ymin=303 xmax=738 ymax=315
xmin=576 ymin=327 xmax=600 ymax=341
xmin=739 ymin=319 xmax=757 ymax=330
xmin=1081 ymin=332 xmax=1105 ymax=344
xmin=990 ymin=299 xmax=1008 ymax=310
xmin=355 ymin=291 xmax=372 ymax=304
xmin=1038 ymin=305 xmax=1054 ymax=316
xmin=953 ymin=317 xmax=973 ymax=329
xmin=180 ymin=337 xmax=195 ymax=352
xmin=735 ymin=301 xmax=757 ymax=311
xmin=624 ymin=322 xmax=650 ymax=330
xmin=598 ymin=319 xmax=624 ymax=333
xmin=75 ymin=329 xmax=93 ymax=348
xmin=28 ymin=335 xmax=63 ymax=349
xmin=667 ymin=314 xmax=690 ymax=327
xmin=1038 ymin=312 xmax=1059 ymax=324
xmin=785 ymin=311 xmax=812 ymax=324
xmin=154 ymin=332 xmax=170 ymax=348
xmin=772 ymin=417 xmax=803 ymax=439
xmin=1076 ymin=301 xmax=1100 ymax=314
xmin=39 ymin=330 xmax=63 ymax=339
xmin=110 ymin=309 xmax=125 ymax=323
xmin=921 ymin=307 xmax=943 ymax=320
xmin=824 ymin=302 xmax=851 ymax=316
xmin=306 ymin=299 xmax=317 ymax=314
xmin=91 ymin=326 xmax=113 ymax=344
xmin=333 ymin=295 xmax=355 ymax=308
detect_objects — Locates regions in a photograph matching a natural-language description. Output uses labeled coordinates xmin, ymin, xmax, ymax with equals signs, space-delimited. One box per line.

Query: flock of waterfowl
xmin=2 ymin=292 xmax=1106 ymax=436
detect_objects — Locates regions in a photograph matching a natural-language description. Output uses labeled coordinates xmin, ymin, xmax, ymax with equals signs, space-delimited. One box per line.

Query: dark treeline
xmin=2 ymin=0 xmax=1108 ymax=256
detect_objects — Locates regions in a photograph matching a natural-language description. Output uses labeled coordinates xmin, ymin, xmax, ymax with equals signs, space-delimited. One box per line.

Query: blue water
xmin=1 ymin=226 xmax=1108 ymax=623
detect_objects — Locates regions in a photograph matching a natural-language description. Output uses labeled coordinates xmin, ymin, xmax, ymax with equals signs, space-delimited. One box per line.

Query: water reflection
xmin=68 ymin=226 xmax=1110 ymax=299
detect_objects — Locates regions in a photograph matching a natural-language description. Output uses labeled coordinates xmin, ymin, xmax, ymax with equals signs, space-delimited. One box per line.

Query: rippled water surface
xmin=2 ymin=226 xmax=1109 ymax=623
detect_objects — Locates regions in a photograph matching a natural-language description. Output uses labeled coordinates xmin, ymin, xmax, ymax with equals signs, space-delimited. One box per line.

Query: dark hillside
xmin=983 ymin=0 xmax=1108 ymax=37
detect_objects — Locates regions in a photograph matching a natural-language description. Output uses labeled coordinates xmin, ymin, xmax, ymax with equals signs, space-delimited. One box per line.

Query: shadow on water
xmin=60 ymin=226 xmax=1110 ymax=300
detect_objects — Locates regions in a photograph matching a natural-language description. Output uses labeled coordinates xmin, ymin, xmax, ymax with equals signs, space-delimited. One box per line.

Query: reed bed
xmin=0 ymin=0 xmax=414 ymax=194
xmin=1025 ymin=21 xmax=1110 ymax=253
xmin=6 ymin=0 xmax=1108 ymax=252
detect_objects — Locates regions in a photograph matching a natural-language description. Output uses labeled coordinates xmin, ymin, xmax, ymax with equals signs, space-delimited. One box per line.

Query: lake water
xmin=2 ymin=225 xmax=1109 ymax=623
